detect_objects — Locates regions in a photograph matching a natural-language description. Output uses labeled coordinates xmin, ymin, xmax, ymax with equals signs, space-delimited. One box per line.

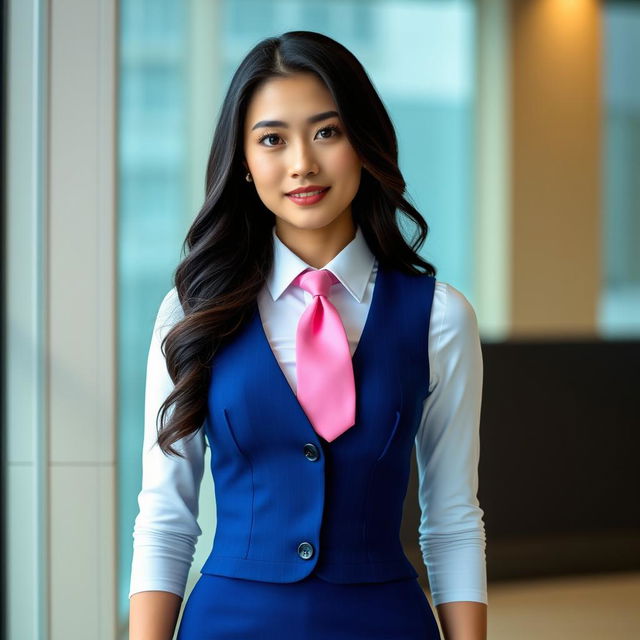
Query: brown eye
xmin=257 ymin=124 xmax=341 ymax=148
xmin=257 ymin=132 xmax=281 ymax=147
xmin=317 ymin=125 xmax=340 ymax=139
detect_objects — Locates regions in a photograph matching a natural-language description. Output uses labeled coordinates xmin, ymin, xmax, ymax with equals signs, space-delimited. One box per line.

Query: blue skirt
xmin=176 ymin=571 xmax=441 ymax=639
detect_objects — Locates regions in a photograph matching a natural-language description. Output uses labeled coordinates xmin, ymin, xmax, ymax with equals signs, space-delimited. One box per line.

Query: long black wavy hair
xmin=156 ymin=30 xmax=436 ymax=457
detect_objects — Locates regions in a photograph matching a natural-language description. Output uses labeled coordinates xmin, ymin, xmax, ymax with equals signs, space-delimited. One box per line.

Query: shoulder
xmin=153 ymin=287 xmax=185 ymax=337
xmin=429 ymin=280 xmax=480 ymax=366
xmin=432 ymin=280 xmax=479 ymax=336
xmin=427 ymin=281 xmax=482 ymax=390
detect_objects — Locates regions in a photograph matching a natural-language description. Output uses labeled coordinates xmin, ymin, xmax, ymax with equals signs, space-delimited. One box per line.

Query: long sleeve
xmin=414 ymin=282 xmax=488 ymax=606
xmin=128 ymin=288 xmax=207 ymax=599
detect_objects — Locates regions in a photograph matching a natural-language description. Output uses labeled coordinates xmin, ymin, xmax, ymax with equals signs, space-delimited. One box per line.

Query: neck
xmin=274 ymin=215 xmax=357 ymax=269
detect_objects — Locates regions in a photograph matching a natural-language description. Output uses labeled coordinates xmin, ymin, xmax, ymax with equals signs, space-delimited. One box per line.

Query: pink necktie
xmin=291 ymin=268 xmax=356 ymax=442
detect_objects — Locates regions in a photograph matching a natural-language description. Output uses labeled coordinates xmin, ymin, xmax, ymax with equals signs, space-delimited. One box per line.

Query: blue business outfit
xmin=176 ymin=263 xmax=440 ymax=638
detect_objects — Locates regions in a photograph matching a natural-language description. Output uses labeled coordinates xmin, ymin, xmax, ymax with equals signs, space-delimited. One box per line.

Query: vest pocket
xmin=375 ymin=409 xmax=402 ymax=462
xmin=221 ymin=407 xmax=252 ymax=461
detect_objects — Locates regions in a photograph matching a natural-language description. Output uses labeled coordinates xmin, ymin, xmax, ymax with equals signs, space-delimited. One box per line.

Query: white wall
xmin=4 ymin=0 xmax=118 ymax=638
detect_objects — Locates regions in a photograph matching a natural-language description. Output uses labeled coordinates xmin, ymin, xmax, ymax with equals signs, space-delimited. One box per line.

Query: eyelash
xmin=256 ymin=124 xmax=341 ymax=147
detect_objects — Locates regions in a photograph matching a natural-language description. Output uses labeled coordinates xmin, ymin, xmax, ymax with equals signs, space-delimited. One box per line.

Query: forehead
xmin=245 ymin=73 xmax=337 ymax=126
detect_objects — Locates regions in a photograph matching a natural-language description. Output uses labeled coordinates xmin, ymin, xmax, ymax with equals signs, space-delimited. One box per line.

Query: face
xmin=242 ymin=72 xmax=363 ymax=237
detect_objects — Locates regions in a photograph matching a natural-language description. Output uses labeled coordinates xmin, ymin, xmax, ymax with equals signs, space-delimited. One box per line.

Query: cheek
xmin=329 ymin=145 xmax=361 ymax=177
xmin=250 ymin=155 xmax=281 ymax=184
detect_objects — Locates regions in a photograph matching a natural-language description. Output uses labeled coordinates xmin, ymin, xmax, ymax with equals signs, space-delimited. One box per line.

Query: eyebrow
xmin=250 ymin=110 xmax=340 ymax=131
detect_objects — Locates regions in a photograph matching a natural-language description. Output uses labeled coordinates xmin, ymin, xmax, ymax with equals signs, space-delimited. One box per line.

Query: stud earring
xmin=245 ymin=172 xmax=252 ymax=182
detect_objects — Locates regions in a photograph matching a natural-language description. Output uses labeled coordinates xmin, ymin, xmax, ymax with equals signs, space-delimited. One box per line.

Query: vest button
xmin=297 ymin=541 xmax=314 ymax=560
xmin=303 ymin=443 xmax=319 ymax=461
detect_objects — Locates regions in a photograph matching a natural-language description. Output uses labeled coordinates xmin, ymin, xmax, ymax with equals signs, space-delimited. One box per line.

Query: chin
xmin=276 ymin=214 xmax=343 ymax=232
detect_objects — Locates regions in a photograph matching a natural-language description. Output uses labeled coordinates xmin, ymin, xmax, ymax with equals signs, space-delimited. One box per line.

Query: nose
xmin=289 ymin=140 xmax=319 ymax=177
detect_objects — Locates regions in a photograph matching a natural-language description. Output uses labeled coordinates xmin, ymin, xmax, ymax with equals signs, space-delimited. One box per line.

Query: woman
xmin=129 ymin=30 xmax=488 ymax=640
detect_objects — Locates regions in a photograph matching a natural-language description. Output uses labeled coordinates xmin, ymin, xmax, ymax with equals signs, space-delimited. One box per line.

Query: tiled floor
xmin=427 ymin=571 xmax=640 ymax=639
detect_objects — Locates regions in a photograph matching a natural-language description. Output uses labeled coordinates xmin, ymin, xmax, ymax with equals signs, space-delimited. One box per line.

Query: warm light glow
xmin=548 ymin=0 xmax=598 ymax=23
xmin=525 ymin=0 xmax=600 ymax=59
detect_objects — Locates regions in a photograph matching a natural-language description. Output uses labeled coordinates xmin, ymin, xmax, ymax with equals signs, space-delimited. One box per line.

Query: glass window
xmin=600 ymin=1 xmax=640 ymax=337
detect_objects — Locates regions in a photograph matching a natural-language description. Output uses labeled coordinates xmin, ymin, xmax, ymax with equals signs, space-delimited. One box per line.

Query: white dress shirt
xmin=129 ymin=224 xmax=488 ymax=607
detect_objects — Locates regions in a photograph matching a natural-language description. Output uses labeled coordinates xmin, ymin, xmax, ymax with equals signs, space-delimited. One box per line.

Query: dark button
xmin=303 ymin=443 xmax=320 ymax=461
xmin=297 ymin=541 xmax=314 ymax=560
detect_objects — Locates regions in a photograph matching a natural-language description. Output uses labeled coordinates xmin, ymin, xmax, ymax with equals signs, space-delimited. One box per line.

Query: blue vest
xmin=200 ymin=263 xmax=436 ymax=584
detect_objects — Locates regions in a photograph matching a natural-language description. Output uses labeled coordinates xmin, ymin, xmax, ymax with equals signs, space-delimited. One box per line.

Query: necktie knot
xmin=292 ymin=268 xmax=339 ymax=298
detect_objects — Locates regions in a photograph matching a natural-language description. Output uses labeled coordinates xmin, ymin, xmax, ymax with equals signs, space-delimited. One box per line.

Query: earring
xmin=245 ymin=172 xmax=252 ymax=182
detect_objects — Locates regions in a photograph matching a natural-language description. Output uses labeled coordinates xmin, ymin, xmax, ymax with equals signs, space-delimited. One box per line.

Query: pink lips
xmin=285 ymin=186 xmax=330 ymax=206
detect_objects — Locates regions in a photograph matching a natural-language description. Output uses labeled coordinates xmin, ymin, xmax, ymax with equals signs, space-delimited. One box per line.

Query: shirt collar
xmin=266 ymin=223 xmax=376 ymax=303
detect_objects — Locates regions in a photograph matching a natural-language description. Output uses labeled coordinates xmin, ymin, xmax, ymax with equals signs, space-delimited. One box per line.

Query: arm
xmin=129 ymin=289 xmax=207 ymax=640
xmin=436 ymin=601 xmax=487 ymax=640
xmin=415 ymin=282 xmax=488 ymax=640
xmin=129 ymin=591 xmax=182 ymax=640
